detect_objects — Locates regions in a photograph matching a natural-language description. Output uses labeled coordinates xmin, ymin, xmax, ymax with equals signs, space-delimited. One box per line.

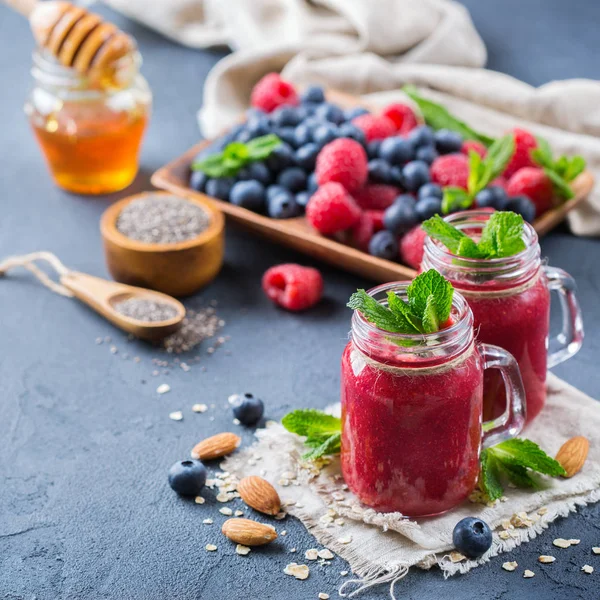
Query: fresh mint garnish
xmin=442 ymin=134 xmax=515 ymax=213
xmin=347 ymin=270 xmax=454 ymax=335
xmin=402 ymin=85 xmax=495 ymax=147
xmin=191 ymin=134 xmax=281 ymax=178
xmin=281 ymin=409 xmax=341 ymax=460
xmin=531 ymin=137 xmax=586 ymax=200
xmin=422 ymin=211 xmax=526 ymax=260
xmin=479 ymin=438 xmax=566 ymax=501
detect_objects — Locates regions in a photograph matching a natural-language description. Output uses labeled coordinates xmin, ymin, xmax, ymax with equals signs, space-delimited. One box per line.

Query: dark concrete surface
xmin=1 ymin=2 xmax=599 ymax=599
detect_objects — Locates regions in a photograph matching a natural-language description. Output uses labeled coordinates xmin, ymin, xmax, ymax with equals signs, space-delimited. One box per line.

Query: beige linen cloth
xmin=222 ymin=374 xmax=600 ymax=596
xmin=103 ymin=0 xmax=600 ymax=235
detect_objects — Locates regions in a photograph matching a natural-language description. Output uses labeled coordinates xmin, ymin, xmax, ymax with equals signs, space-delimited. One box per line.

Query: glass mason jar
xmin=421 ymin=210 xmax=583 ymax=425
xmin=341 ymin=282 xmax=526 ymax=517
xmin=25 ymin=50 xmax=151 ymax=195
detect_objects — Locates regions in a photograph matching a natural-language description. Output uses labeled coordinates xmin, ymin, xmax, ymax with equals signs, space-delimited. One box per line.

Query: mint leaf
xmin=421 ymin=214 xmax=468 ymax=253
xmin=477 ymin=211 xmax=526 ymax=258
xmin=544 ymin=168 xmax=574 ymax=200
xmin=246 ymin=134 xmax=281 ymax=160
xmin=406 ymin=269 xmax=454 ymax=324
xmin=302 ymin=432 xmax=341 ymax=460
xmin=531 ymin=137 xmax=554 ymax=169
xmin=497 ymin=462 xmax=537 ymax=489
xmin=530 ymin=138 xmax=585 ymax=198
xmin=562 ymin=156 xmax=585 ymax=182
xmin=479 ymin=450 xmax=504 ymax=502
xmin=482 ymin=135 xmax=515 ymax=187
xmin=421 ymin=294 xmax=440 ymax=333
xmin=441 ymin=187 xmax=473 ymax=214
xmin=348 ymin=289 xmax=410 ymax=333
xmin=457 ymin=236 xmax=484 ymax=258
xmin=386 ymin=291 xmax=423 ymax=333
xmin=403 ymin=86 xmax=495 ymax=146
xmin=281 ymin=409 xmax=341 ymax=439
xmin=488 ymin=439 xmax=566 ymax=477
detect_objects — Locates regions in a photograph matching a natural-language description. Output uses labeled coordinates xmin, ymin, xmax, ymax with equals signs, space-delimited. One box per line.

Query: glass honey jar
xmin=25 ymin=49 xmax=151 ymax=195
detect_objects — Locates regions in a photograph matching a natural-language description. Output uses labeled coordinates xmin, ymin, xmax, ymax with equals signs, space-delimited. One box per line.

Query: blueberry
xmin=475 ymin=186 xmax=509 ymax=210
xmin=267 ymin=191 xmax=301 ymax=219
xmin=205 ymin=178 xmax=233 ymax=201
xmin=266 ymin=185 xmax=288 ymax=201
xmin=415 ymin=196 xmax=442 ymax=220
xmin=277 ymin=167 xmax=307 ymax=193
xmin=246 ymin=162 xmax=272 ymax=185
xmin=383 ymin=195 xmax=418 ymax=234
xmin=345 ymin=106 xmax=370 ymax=121
xmin=418 ymin=183 xmax=443 ymax=201
xmin=434 ymin=129 xmax=463 ymax=154
xmin=313 ymin=123 xmax=338 ymax=147
xmin=506 ymin=195 xmax=536 ymax=223
xmin=230 ymin=393 xmax=265 ymax=425
xmin=220 ymin=124 xmax=245 ymax=145
xmin=379 ymin=136 xmax=414 ymax=165
xmin=368 ymin=230 xmax=398 ymax=260
xmin=367 ymin=140 xmax=381 ymax=160
xmin=272 ymin=106 xmax=301 ymax=128
xmin=230 ymin=180 xmax=266 ymax=212
xmin=415 ymin=145 xmax=439 ymax=165
xmin=276 ymin=127 xmax=298 ymax=148
xmin=295 ymin=143 xmax=320 ymax=171
xmin=246 ymin=107 xmax=266 ymax=120
xmin=307 ymin=172 xmax=319 ymax=193
xmin=236 ymin=129 xmax=254 ymax=143
xmin=368 ymin=159 xmax=392 ymax=184
xmin=168 ymin=459 xmax=207 ymax=495
xmin=246 ymin=116 xmax=270 ymax=137
xmin=314 ymin=102 xmax=346 ymax=125
xmin=294 ymin=123 xmax=313 ymax=147
xmin=266 ymin=142 xmax=295 ymax=172
xmin=408 ymin=125 xmax=435 ymax=148
xmin=389 ymin=166 xmax=405 ymax=188
xmin=338 ymin=123 xmax=366 ymax=146
xmin=402 ymin=160 xmax=430 ymax=192
xmin=295 ymin=191 xmax=312 ymax=208
xmin=452 ymin=517 xmax=492 ymax=559
xmin=301 ymin=85 xmax=325 ymax=104
xmin=189 ymin=170 xmax=207 ymax=192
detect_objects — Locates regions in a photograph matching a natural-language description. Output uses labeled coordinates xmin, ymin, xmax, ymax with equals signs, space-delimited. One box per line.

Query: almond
xmin=191 ymin=432 xmax=241 ymax=461
xmin=221 ymin=518 xmax=277 ymax=546
xmin=555 ymin=436 xmax=589 ymax=478
xmin=238 ymin=476 xmax=281 ymax=516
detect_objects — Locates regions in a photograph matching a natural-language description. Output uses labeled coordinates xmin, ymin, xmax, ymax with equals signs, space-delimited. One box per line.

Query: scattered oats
xmin=216 ymin=492 xmax=234 ymax=503
xmin=502 ymin=561 xmax=518 ymax=572
xmin=582 ymin=565 xmax=594 ymax=574
xmin=553 ymin=538 xmax=572 ymax=549
xmin=290 ymin=548 xmax=297 ymax=553
xmin=236 ymin=544 xmax=251 ymax=556
xmin=95 ymin=337 xmax=103 ymax=344
xmin=278 ymin=478 xmax=291 ymax=487
xmin=569 ymin=539 xmax=581 ymax=545
xmin=318 ymin=549 xmax=334 ymax=560
xmin=305 ymin=549 xmax=319 ymax=561
xmin=338 ymin=536 xmax=352 ymax=545
xmin=180 ymin=362 xmax=191 ymax=372
xmin=499 ymin=531 xmax=510 ymax=540
xmin=592 ymin=547 xmax=600 ymax=555
xmin=202 ymin=518 xmax=213 ymax=524
xmin=332 ymin=492 xmax=345 ymax=501
xmin=537 ymin=507 xmax=548 ymax=515
xmin=157 ymin=383 xmax=171 ymax=394
xmin=340 ymin=571 xmax=348 ymax=576
xmin=335 ymin=519 xmax=345 ymax=527
xmin=318 ymin=594 xmax=329 ymax=599
xmin=275 ymin=512 xmax=287 ymax=520
xmin=205 ymin=544 xmax=217 ymax=552
xmin=281 ymin=471 xmax=296 ymax=480
xmin=281 ymin=530 xmax=287 ymax=536
xmin=501 ymin=520 xmax=514 ymax=531
xmin=523 ymin=570 xmax=535 ymax=578
xmin=110 ymin=345 xmax=118 ymax=354
xmin=228 ymin=394 xmax=238 ymax=404
xmin=219 ymin=507 xmax=233 ymax=516
xmin=233 ymin=418 xmax=240 ymax=425
xmin=168 ymin=411 xmax=183 ymax=421
xmin=510 ymin=512 xmax=533 ymax=528
xmin=319 ymin=515 xmax=334 ymax=525
xmin=234 ymin=510 xmax=244 ymax=517
xmin=284 ymin=563 xmax=310 ymax=580
xmin=192 ymin=403 xmax=208 ymax=413
xmin=538 ymin=555 xmax=556 ymax=564
xmin=194 ymin=496 xmax=205 ymax=505
xmin=449 ymin=551 xmax=466 ymax=563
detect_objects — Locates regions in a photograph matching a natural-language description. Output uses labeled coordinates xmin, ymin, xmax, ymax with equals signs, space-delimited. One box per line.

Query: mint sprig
xmin=347 ymin=270 xmax=454 ymax=335
xmin=281 ymin=409 xmax=341 ymax=460
xmin=191 ymin=134 xmax=281 ymax=178
xmin=441 ymin=134 xmax=515 ymax=214
xmin=531 ymin=137 xmax=586 ymax=200
xmin=403 ymin=85 xmax=495 ymax=147
xmin=422 ymin=211 xmax=526 ymax=260
xmin=479 ymin=438 xmax=566 ymax=501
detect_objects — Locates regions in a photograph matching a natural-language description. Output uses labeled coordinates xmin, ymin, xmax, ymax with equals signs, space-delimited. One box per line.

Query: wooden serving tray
xmin=152 ymin=93 xmax=595 ymax=283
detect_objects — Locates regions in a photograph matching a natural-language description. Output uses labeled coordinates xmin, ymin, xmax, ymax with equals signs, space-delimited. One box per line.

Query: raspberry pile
xmin=190 ymin=72 xmax=553 ymax=270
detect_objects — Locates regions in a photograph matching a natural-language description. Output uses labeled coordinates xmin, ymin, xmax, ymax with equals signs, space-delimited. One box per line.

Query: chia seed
xmin=116 ymin=195 xmax=210 ymax=244
xmin=114 ymin=298 xmax=179 ymax=322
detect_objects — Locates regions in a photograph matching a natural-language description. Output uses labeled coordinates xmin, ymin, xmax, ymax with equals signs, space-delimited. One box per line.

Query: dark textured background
xmin=1 ymin=1 xmax=599 ymax=599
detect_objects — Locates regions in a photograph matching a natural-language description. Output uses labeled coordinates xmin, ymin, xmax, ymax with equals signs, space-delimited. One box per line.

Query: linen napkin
xmin=222 ymin=373 xmax=600 ymax=597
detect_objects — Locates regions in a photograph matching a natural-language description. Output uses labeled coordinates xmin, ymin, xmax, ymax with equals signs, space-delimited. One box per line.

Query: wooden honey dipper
xmin=4 ymin=0 xmax=136 ymax=75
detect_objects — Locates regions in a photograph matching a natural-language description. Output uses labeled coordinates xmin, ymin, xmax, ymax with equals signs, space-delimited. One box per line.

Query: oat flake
xmin=340 ymin=571 xmax=348 ymax=576
xmin=157 ymin=383 xmax=171 ymax=394
xmin=338 ymin=536 xmax=352 ymax=545
xmin=538 ymin=555 xmax=556 ymax=564
xmin=449 ymin=551 xmax=466 ymax=563
xmin=502 ymin=561 xmax=518 ymax=572
xmin=318 ymin=594 xmax=329 ymax=599
xmin=194 ymin=496 xmax=205 ymax=504
xmin=205 ymin=544 xmax=217 ymax=552
xmin=236 ymin=545 xmax=251 ymax=556
xmin=553 ymin=538 xmax=571 ymax=549
xmin=202 ymin=518 xmax=213 ymax=524
xmin=582 ymin=565 xmax=594 ymax=574
xmin=523 ymin=570 xmax=535 ymax=578
xmin=305 ymin=549 xmax=319 ymax=561
xmin=318 ymin=549 xmax=334 ymax=560
xmin=168 ymin=411 xmax=183 ymax=421
xmin=234 ymin=510 xmax=244 ymax=517
xmin=592 ymin=547 xmax=600 ymax=555
xmin=284 ymin=563 xmax=310 ymax=580
xmin=192 ymin=403 xmax=208 ymax=413
xmin=219 ymin=507 xmax=233 ymax=516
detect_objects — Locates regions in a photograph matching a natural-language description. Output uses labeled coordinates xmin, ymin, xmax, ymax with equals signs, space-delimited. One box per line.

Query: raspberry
xmin=315 ymin=138 xmax=368 ymax=193
xmin=506 ymin=167 xmax=554 ymax=215
xmin=366 ymin=209 xmax=385 ymax=231
xmin=353 ymin=184 xmax=400 ymax=210
xmin=352 ymin=114 xmax=396 ymax=142
xmin=461 ymin=140 xmax=487 ymax=158
xmin=250 ymin=73 xmax=299 ymax=113
xmin=381 ymin=103 xmax=419 ymax=135
xmin=490 ymin=176 xmax=507 ymax=190
xmin=399 ymin=225 xmax=427 ymax=269
xmin=503 ymin=128 xmax=537 ymax=179
xmin=306 ymin=182 xmax=361 ymax=235
xmin=351 ymin=212 xmax=375 ymax=251
xmin=262 ymin=264 xmax=323 ymax=311
xmin=430 ymin=154 xmax=469 ymax=189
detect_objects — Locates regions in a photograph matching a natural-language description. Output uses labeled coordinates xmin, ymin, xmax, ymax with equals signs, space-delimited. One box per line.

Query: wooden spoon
xmin=60 ymin=271 xmax=185 ymax=342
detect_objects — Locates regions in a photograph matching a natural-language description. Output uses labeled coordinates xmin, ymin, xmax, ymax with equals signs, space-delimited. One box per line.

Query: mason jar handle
xmin=480 ymin=343 xmax=526 ymax=447
xmin=543 ymin=265 xmax=584 ymax=368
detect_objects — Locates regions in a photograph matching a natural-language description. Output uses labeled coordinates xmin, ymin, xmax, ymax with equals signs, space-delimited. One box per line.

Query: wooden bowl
xmin=100 ymin=192 xmax=224 ymax=297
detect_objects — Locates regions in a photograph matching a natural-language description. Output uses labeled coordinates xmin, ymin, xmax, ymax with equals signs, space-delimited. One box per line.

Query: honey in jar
xmin=25 ymin=50 xmax=151 ymax=195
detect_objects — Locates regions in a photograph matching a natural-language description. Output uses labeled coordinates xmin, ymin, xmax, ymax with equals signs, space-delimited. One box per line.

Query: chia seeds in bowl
xmin=114 ymin=297 xmax=179 ymax=323
xmin=116 ymin=195 xmax=210 ymax=244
